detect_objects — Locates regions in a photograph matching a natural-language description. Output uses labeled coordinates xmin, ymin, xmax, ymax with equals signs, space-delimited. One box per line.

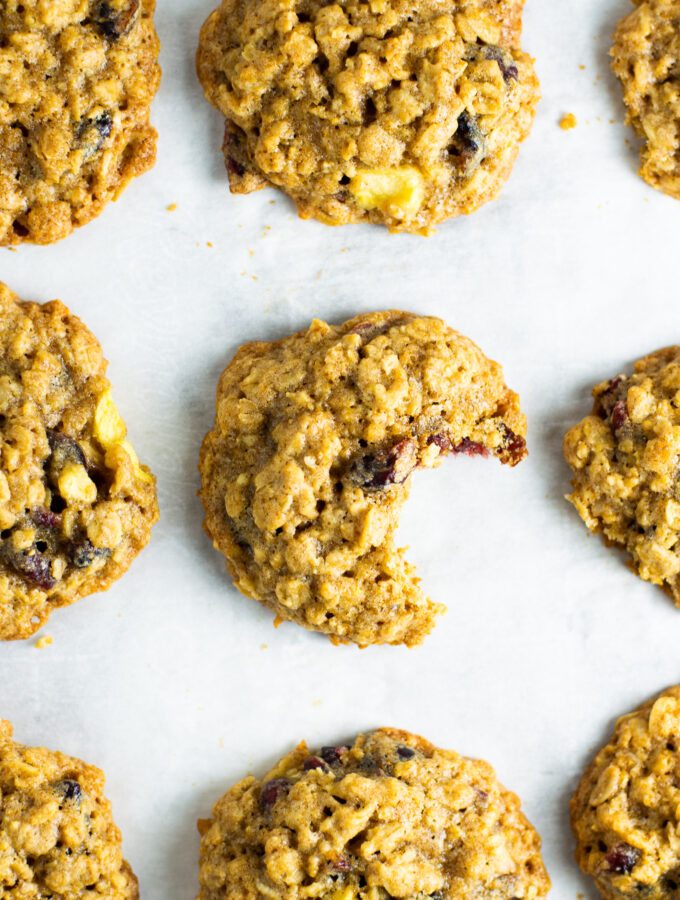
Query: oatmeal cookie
xmin=0 ymin=0 xmax=161 ymax=246
xmin=0 ymin=719 xmax=138 ymax=900
xmin=611 ymin=0 xmax=680 ymax=199
xmin=570 ymin=686 xmax=680 ymax=900
xmin=563 ymin=347 xmax=680 ymax=604
xmin=199 ymin=310 xmax=527 ymax=647
xmin=196 ymin=0 xmax=539 ymax=233
xmin=0 ymin=282 xmax=158 ymax=640
xmin=197 ymin=728 xmax=550 ymax=900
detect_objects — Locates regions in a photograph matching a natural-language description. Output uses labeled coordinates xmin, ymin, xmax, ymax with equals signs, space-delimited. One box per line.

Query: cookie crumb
xmin=35 ymin=634 xmax=53 ymax=649
xmin=560 ymin=113 xmax=578 ymax=130
xmin=273 ymin=615 xmax=283 ymax=628
xmin=166 ymin=203 xmax=177 ymax=211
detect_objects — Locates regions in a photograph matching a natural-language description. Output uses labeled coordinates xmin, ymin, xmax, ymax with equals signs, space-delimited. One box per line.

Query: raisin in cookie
xmin=196 ymin=0 xmax=539 ymax=234
xmin=611 ymin=0 xmax=680 ymax=199
xmin=0 ymin=719 xmax=137 ymax=900
xmin=0 ymin=0 xmax=161 ymax=246
xmin=570 ymin=686 xmax=680 ymax=900
xmin=564 ymin=347 xmax=680 ymax=604
xmin=0 ymin=283 xmax=158 ymax=639
xmin=199 ymin=310 xmax=527 ymax=647
xmin=198 ymin=728 xmax=550 ymax=900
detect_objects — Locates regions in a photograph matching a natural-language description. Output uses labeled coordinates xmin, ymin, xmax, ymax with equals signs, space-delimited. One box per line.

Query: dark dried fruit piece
xmin=303 ymin=756 xmax=330 ymax=772
xmin=352 ymin=438 xmax=417 ymax=491
xmin=603 ymin=843 xmax=641 ymax=874
xmin=448 ymin=111 xmax=487 ymax=176
xmin=1 ymin=546 xmax=56 ymax=590
xmin=30 ymin=508 xmax=62 ymax=529
xmin=221 ymin=123 xmax=266 ymax=193
xmin=226 ymin=157 xmax=246 ymax=178
xmin=611 ymin=400 xmax=629 ymax=433
xmin=79 ymin=112 xmax=113 ymax=160
xmin=426 ymin=433 xmax=451 ymax=452
xmin=482 ymin=45 xmax=519 ymax=83
xmin=498 ymin=425 xmax=527 ymax=466
xmin=427 ymin=433 xmax=490 ymax=458
xmin=320 ymin=745 xmax=348 ymax=765
xmin=67 ymin=539 xmax=110 ymax=569
xmin=396 ymin=745 xmax=415 ymax=759
xmin=333 ymin=857 xmax=351 ymax=872
xmin=597 ymin=375 xmax=627 ymax=420
xmin=452 ymin=438 xmax=489 ymax=458
xmin=46 ymin=430 xmax=86 ymax=487
xmin=259 ymin=778 xmax=291 ymax=811
xmin=91 ymin=0 xmax=140 ymax=40
xmin=56 ymin=779 xmax=82 ymax=801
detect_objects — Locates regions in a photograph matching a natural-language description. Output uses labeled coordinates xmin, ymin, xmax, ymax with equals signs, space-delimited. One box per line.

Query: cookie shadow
xmin=177 ymin=342 xmax=242 ymax=585
xmin=554 ymin=773 xmax=599 ymax=900
xmin=175 ymin=1 xmax=232 ymax=184
xmin=596 ymin=0 xmax=644 ymax=176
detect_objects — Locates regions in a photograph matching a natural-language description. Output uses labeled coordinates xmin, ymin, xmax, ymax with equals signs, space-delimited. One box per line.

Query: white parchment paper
xmin=2 ymin=1 xmax=679 ymax=898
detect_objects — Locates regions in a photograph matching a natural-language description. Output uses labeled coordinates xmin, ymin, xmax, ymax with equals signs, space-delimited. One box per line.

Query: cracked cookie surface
xmin=197 ymin=728 xmax=550 ymax=900
xmin=199 ymin=310 xmax=527 ymax=647
xmin=0 ymin=282 xmax=158 ymax=640
xmin=0 ymin=0 xmax=161 ymax=246
xmin=563 ymin=346 xmax=680 ymax=604
xmin=0 ymin=719 xmax=137 ymax=900
xmin=611 ymin=0 xmax=680 ymax=199
xmin=571 ymin=686 xmax=680 ymax=900
xmin=196 ymin=0 xmax=539 ymax=233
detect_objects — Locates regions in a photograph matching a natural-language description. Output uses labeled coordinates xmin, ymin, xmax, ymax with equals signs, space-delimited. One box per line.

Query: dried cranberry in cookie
xmin=196 ymin=0 xmax=539 ymax=233
xmin=199 ymin=310 xmax=527 ymax=646
xmin=197 ymin=728 xmax=550 ymax=900
xmin=0 ymin=282 xmax=158 ymax=639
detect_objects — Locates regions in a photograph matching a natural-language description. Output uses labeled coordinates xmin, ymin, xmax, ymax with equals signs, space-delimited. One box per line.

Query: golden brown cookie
xmin=611 ymin=0 xmax=680 ymax=199
xmin=0 ymin=282 xmax=159 ymax=640
xmin=571 ymin=686 xmax=680 ymax=900
xmin=198 ymin=728 xmax=550 ymax=900
xmin=563 ymin=347 xmax=680 ymax=604
xmin=196 ymin=0 xmax=539 ymax=233
xmin=0 ymin=719 xmax=138 ymax=900
xmin=0 ymin=0 xmax=161 ymax=246
xmin=199 ymin=310 xmax=527 ymax=647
